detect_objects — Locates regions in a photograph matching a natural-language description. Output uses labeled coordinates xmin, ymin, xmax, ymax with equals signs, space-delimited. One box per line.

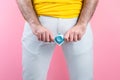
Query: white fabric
xmin=21 ymin=15 xmax=93 ymax=80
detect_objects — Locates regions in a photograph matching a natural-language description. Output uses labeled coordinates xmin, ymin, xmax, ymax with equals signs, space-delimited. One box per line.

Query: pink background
xmin=0 ymin=0 xmax=120 ymax=80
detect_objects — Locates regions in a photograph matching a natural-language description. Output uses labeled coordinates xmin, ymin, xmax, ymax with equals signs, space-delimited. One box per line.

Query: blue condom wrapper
xmin=54 ymin=33 xmax=64 ymax=46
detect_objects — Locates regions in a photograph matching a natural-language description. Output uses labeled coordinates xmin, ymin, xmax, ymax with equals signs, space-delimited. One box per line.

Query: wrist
xmin=76 ymin=22 xmax=88 ymax=27
xmin=75 ymin=23 xmax=87 ymax=28
xmin=28 ymin=19 xmax=42 ymax=28
xmin=29 ymin=22 xmax=42 ymax=28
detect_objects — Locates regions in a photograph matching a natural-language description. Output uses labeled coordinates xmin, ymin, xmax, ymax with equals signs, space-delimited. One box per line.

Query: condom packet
xmin=54 ymin=33 xmax=64 ymax=46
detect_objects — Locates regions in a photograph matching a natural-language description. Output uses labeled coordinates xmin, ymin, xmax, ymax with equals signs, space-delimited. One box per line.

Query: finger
xmin=38 ymin=33 xmax=41 ymax=41
xmin=66 ymin=36 xmax=71 ymax=42
xmin=77 ymin=34 xmax=81 ymax=40
xmin=64 ymin=32 xmax=69 ymax=42
xmin=34 ymin=31 xmax=38 ymax=37
xmin=36 ymin=33 xmax=41 ymax=41
xmin=70 ymin=33 xmax=74 ymax=42
xmin=38 ymin=37 xmax=40 ymax=41
xmin=49 ymin=33 xmax=54 ymax=42
xmin=45 ymin=32 xmax=50 ymax=42
xmin=73 ymin=32 xmax=78 ymax=41
xmin=41 ymin=32 xmax=45 ymax=41
xmin=49 ymin=35 xmax=52 ymax=42
xmin=41 ymin=33 xmax=43 ymax=41
xmin=43 ymin=32 xmax=46 ymax=42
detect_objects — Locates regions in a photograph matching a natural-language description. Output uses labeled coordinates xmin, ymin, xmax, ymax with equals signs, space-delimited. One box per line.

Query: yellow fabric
xmin=32 ymin=0 xmax=83 ymax=18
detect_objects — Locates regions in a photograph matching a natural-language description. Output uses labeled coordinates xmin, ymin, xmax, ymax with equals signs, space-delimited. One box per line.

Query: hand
xmin=64 ymin=24 xmax=86 ymax=42
xmin=31 ymin=25 xmax=54 ymax=42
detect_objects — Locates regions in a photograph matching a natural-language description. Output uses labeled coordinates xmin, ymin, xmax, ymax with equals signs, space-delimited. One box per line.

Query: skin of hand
xmin=64 ymin=0 xmax=99 ymax=42
xmin=16 ymin=0 xmax=54 ymax=42
xmin=31 ymin=25 xmax=54 ymax=42
xmin=64 ymin=24 xmax=86 ymax=42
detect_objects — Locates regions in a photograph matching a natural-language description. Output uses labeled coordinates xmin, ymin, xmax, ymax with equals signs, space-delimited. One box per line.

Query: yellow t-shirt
xmin=32 ymin=0 xmax=83 ymax=18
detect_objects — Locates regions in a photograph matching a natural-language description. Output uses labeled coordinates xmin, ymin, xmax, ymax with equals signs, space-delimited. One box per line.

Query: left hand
xmin=64 ymin=24 xmax=87 ymax=42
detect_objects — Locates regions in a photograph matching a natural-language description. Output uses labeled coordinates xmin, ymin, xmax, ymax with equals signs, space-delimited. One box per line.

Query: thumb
xmin=49 ymin=33 xmax=54 ymax=42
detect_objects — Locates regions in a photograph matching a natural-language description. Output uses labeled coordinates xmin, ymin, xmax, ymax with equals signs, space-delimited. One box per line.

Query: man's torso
xmin=32 ymin=0 xmax=83 ymax=18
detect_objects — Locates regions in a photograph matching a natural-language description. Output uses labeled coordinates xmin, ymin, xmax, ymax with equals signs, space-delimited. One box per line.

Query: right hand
xmin=31 ymin=25 xmax=54 ymax=42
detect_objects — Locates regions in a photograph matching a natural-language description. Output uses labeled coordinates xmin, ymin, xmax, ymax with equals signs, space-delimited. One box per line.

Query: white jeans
xmin=21 ymin=16 xmax=93 ymax=80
